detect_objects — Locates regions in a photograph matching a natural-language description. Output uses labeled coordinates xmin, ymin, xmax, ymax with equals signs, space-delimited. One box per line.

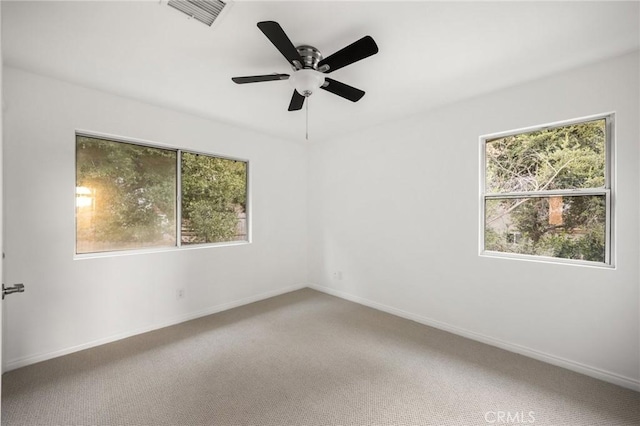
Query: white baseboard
xmin=308 ymin=283 xmax=640 ymax=392
xmin=3 ymin=283 xmax=307 ymax=373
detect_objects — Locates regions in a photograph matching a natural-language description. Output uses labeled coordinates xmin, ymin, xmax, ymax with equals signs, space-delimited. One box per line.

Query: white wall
xmin=2 ymin=67 xmax=308 ymax=369
xmin=308 ymin=51 xmax=640 ymax=389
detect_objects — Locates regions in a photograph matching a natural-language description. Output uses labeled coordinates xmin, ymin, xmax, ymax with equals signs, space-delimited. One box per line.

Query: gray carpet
xmin=2 ymin=288 xmax=638 ymax=425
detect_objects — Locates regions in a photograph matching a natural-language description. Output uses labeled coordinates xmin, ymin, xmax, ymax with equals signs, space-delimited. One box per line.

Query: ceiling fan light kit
xmin=232 ymin=20 xmax=379 ymax=135
xmin=288 ymin=68 xmax=325 ymax=97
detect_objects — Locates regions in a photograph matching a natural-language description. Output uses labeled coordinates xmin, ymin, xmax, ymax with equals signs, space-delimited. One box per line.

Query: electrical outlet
xmin=176 ymin=288 xmax=185 ymax=299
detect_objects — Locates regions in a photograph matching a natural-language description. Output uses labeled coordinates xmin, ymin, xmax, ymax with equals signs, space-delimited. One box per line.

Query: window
xmin=181 ymin=152 xmax=247 ymax=245
xmin=480 ymin=114 xmax=613 ymax=266
xmin=76 ymin=135 xmax=248 ymax=255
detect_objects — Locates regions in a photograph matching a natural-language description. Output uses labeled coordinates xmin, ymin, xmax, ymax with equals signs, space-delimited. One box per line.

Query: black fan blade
xmin=232 ymin=74 xmax=289 ymax=84
xmin=288 ymin=90 xmax=305 ymax=111
xmin=257 ymin=21 xmax=302 ymax=67
xmin=321 ymin=78 xmax=365 ymax=102
xmin=318 ymin=36 xmax=378 ymax=73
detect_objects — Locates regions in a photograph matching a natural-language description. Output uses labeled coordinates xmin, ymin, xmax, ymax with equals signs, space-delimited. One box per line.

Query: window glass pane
xmin=485 ymin=195 xmax=606 ymax=262
xmin=485 ymin=119 xmax=605 ymax=193
xmin=181 ymin=152 xmax=247 ymax=245
xmin=76 ymin=136 xmax=177 ymax=254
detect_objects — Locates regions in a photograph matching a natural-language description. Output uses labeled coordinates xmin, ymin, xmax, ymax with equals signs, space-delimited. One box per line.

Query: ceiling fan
xmin=232 ymin=21 xmax=379 ymax=112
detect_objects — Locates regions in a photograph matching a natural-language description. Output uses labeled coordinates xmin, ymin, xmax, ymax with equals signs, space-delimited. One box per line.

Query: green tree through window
xmin=76 ymin=137 xmax=177 ymax=253
xmin=76 ymin=135 xmax=248 ymax=254
xmin=482 ymin=117 xmax=611 ymax=264
xmin=181 ymin=152 xmax=247 ymax=244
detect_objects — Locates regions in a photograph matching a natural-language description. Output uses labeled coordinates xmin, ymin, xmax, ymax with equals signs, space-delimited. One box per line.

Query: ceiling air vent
xmin=168 ymin=0 xmax=226 ymax=27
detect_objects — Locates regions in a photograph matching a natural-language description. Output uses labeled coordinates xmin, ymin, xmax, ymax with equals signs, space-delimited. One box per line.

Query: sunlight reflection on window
xmin=75 ymin=186 xmax=94 ymax=208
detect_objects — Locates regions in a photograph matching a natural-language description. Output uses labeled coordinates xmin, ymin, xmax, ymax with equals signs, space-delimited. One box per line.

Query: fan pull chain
xmin=305 ymin=96 xmax=309 ymax=141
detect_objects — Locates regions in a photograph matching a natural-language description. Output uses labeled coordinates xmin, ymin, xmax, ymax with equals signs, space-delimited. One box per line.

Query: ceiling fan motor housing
xmin=296 ymin=45 xmax=323 ymax=69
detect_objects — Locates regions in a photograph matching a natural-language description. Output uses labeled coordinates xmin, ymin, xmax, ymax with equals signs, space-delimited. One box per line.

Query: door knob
xmin=2 ymin=283 xmax=25 ymax=299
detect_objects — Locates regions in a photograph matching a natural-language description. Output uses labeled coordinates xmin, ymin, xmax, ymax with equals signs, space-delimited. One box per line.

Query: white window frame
xmin=75 ymin=131 xmax=251 ymax=258
xmin=479 ymin=113 xmax=615 ymax=267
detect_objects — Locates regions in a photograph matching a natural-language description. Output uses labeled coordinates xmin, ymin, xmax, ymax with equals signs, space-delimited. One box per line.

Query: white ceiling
xmin=3 ymin=0 xmax=639 ymax=142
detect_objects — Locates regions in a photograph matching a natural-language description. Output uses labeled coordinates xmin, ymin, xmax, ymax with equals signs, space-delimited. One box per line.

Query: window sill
xmin=74 ymin=240 xmax=250 ymax=260
xmin=479 ymin=250 xmax=615 ymax=269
